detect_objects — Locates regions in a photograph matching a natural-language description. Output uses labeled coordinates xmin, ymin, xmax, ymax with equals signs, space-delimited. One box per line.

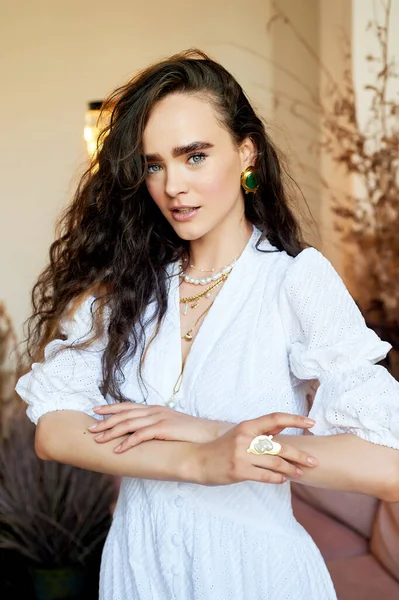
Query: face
xmin=142 ymin=93 xmax=256 ymax=241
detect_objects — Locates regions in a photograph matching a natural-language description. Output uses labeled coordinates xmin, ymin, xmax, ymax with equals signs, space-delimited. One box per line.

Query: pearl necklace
xmin=179 ymin=258 xmax=237 ymax=286
xmin=180 ymin=273 xmax=228 ymax=314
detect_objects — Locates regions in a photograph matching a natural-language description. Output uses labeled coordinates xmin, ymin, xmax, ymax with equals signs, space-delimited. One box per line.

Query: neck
xmin=187 ymin=219 xmax=253 ymax=271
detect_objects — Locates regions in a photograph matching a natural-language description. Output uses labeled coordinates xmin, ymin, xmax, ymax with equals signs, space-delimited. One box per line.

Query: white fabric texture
xmin=16 ymin=226 xmax=399 ymax=600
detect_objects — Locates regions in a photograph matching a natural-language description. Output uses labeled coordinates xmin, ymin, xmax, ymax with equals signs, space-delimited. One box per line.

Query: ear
xmin=238 ymin=136 xmax=257 ymax=170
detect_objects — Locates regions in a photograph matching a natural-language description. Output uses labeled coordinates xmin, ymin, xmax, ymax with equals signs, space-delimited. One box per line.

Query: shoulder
xmin=276 ymin=247 xmax=355 ymax=330
xmin=279 ymin=247 xmax=343 ymax=294
xmin=254 ymin=243 xmax=336 ymax=288
xmin=284 ymin=248 xmax=342 ymax=287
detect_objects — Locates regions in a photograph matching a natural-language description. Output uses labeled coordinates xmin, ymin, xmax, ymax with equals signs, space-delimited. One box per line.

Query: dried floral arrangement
xmin=268 ymin=0 xmax=398 ymax=375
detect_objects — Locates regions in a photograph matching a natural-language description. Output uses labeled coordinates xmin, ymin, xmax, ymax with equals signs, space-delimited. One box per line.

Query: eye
xmin=188 ymin=152 xmax=207 ymax=165
xmin=146 ymin=164 xmax=162 ymax=174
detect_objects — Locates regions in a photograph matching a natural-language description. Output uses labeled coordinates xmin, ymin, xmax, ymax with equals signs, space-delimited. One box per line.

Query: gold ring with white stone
xmin=247 ymin=435 xmax=282 ymax=456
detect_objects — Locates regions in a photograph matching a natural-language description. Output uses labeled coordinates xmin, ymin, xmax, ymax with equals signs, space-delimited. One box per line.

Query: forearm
xmin=36 ymin=410 xmax=200 ymax=482
xmin=276 ymin=433 xmax=399 ymax=502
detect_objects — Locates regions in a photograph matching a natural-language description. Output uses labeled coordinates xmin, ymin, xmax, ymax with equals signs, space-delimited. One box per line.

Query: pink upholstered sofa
xmin=291 ymin=482 xmax=399 ymax=598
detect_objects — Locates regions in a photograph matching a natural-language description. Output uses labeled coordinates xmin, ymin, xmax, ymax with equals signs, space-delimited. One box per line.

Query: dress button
xmin=174 ymin=496 xmax=183 ymax=507
xmin=171 ymin=565 xmax=180 ymax=575
xmin=171 ymin=533 xmax=181 ymax=546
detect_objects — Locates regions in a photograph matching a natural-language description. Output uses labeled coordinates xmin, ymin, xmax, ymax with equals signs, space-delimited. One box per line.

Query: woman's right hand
xmin=192 ymin=413 xmax=318 ymax=486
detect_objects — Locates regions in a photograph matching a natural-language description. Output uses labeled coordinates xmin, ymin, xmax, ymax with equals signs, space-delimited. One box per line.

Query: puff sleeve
xmin=279 ymin=248 xmax=399 ymax=448
xmin=15 ymin=296 xmax=108 ymax=425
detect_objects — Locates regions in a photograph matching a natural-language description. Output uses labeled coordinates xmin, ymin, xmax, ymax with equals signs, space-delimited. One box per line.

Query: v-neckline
xmin=169 ymin=225 xmax=262 ymax=404
xmin=140 ymin=226 xmax=274 ymax=409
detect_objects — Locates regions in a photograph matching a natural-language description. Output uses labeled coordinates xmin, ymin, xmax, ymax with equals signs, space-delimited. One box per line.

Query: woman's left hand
xmin=89 ymin=403 xmax=232 ymax=453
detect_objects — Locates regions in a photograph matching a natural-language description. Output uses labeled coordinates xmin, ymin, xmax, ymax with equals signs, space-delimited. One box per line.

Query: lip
xmin=171 ymin=205 xmax=199 ymax=210
xmin=170 ymin=206 xmax=201 ymax=222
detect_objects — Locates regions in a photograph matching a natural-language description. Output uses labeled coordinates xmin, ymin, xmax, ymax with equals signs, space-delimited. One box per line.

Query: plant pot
xmin=28 ymin=565 xmax=89 ymax=600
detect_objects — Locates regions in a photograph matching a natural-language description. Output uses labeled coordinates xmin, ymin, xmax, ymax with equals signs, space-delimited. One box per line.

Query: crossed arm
xmin=36 ymin=404 xmax=399 ymax=503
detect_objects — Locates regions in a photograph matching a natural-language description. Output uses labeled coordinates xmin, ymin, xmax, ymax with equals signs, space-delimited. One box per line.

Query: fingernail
xmin=94 ymin=433 xmax=104 ymax=440
xmin=307 ymin=456 xmax=318 ymax=466
xmin=295 ymin=468 xmax=304 ymax=476
xmin=88 ymin=424 xmax=98 ymax=430
xmin=304 ymin=418 xmax=316 ymax=425
xmin=114 ymin=444 xmax=122 ymax=453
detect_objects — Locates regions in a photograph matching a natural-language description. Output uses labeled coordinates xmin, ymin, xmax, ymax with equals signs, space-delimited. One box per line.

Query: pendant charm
xmin=190 ymin=300 xmax=199 ymax=309
xmin=166 ymin=397 xmax=176 ymax=408
xmin=183 ymin=304 xmax=188 ymax=316
xmin=184 ymin=331 xmax=193 ymax=341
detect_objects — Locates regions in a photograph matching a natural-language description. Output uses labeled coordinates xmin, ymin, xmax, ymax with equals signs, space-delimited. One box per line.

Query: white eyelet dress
xmin=16 ymin=227 xmax=399 ymax=600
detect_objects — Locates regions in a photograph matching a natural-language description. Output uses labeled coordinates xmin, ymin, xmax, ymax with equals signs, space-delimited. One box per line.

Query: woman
xmin=16 ymin=49 xmax=399 ymax=599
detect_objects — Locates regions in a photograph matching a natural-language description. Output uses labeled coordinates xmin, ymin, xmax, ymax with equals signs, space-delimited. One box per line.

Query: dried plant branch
xmin=0 ymin=305 xmax=118 ymax=566
xmin=269 ymin=2 xmax=349 ymax=111
xmin=254 ymin=83 xmax=325 ymax=118
xmin=0 ymin=415 xmax=117 ymax=566
xmin=231 ymin=42 xmax=323 ymax=109
xmin=269 ymin=0 xmax=399 ymax=334
xmin=0 ymin=302 xmax=22 ymax=439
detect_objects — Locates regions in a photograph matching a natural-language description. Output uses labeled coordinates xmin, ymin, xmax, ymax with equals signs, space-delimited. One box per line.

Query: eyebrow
xmin=144 ymin=141 xmax=214 ymax=163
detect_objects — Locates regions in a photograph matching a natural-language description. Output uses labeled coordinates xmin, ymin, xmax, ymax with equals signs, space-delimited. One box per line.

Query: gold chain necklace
xmin=181 ymin=300 xmax=214 ymax=341
xmin=167 ymin=366 xmax=184 ymax=408
xmin=180 ymin=273 xmax=228 ymax=311
xmin=168 ymin=259 xmax=232 ymax=408
xmin=167 ymin=300 xmax=214 ymax=407
xmin=189 ymin=264 xmax=216 ymax=272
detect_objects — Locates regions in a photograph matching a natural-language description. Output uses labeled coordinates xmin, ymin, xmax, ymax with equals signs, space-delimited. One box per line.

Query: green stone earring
xmin=240 ymin=167 xmax=259 ymax=194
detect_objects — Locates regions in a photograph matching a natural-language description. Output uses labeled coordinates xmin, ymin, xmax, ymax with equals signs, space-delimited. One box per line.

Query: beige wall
xmin=270 ymin=0 xmax=322 ymax=248
xmin=270 ymin=0 xmax=352 ymax=269
xmin=318 ymin=0 xmax=352 ymax=273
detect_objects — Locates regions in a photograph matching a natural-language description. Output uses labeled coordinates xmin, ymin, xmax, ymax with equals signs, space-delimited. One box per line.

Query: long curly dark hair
xmin=24 ymin=48 xmax=307 ymax=402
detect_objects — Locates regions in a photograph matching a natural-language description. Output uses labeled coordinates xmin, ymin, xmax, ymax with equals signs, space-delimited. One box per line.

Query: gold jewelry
xmin=240 ymin=166 xmax=259 ymax=194
xmin=167 ymin=268 xmax=228 ymax=408
xmin=179 ymin=255 xmax=235 ymax=274
xmin=167 ymin=301 xmax=214 ymax=407
xmin=189 ymin=264 xmax=216 ymax=272
xmin=180 ymin=273 xmax=228 ymax=308
xmin=166 ymin=366 xmax=184 ymax=408
xmin=247 ymin=435 xmax=282 ymax=456
xmin=181 ymin=301 xmax=214 ymax=341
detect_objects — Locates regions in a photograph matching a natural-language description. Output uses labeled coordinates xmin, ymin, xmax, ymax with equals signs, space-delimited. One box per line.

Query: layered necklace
xmin=166 ymin=255 xmax=237 ymax=408
xmin=178 ymin=256 xmax=237 ymax=342
xmin=178 ymin=257 xmax=236 ymax=317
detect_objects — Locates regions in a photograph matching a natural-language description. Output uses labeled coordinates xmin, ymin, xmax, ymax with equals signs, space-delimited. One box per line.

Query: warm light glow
xmin=84 ymin=101 xmax=109 ymax=161
xmin=84 ymin=126 xmax=96 ymax=142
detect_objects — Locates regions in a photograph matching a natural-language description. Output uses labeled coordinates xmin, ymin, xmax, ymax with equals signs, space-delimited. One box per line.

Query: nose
xmin=165 ymin=165 xmax=189 ymax=198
